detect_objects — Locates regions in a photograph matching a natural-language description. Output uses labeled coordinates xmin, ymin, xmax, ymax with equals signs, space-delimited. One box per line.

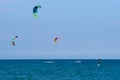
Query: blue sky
xmin=1 ymin=0 xmax=120 ymax=59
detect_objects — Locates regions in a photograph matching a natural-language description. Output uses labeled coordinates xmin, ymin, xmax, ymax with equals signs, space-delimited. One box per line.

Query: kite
xmin=11 ymin=36 xmax=18 ymax=46
xmin=33 ymin=5 xmax=42 ymax=17
xmin=54 ymin=37 xmax=60 ymax=44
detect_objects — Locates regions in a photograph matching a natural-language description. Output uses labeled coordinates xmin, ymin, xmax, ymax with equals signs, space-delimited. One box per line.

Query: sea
xmin=0 ymin=59 xmax=119 ymax=80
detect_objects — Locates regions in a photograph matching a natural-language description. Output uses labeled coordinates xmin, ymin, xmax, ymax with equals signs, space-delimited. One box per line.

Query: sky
xmin=0 ymin=0 xmax=120 ymax=59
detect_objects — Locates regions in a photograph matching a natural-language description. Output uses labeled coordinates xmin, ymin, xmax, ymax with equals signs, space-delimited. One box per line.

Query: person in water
xmin=97 ymin=59 xmax=102 ymax=67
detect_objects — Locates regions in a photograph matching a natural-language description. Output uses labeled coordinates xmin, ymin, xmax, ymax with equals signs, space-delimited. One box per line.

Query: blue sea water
xmin=0 ymin=59 xmax=120 ymax=80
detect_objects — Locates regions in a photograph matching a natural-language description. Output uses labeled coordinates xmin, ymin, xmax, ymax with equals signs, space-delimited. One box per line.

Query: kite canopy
xmin=33 ymin=5 xmax=42 ymax=17
xmin=54 ymin=37 xmax=60 ymax=44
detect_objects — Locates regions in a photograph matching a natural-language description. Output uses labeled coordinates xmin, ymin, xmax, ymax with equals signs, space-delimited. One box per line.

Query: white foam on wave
xmin=43 ymin=61 xmax=55 ymax=64
xmin=74 ymin=61 xmax=82 ymax=63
